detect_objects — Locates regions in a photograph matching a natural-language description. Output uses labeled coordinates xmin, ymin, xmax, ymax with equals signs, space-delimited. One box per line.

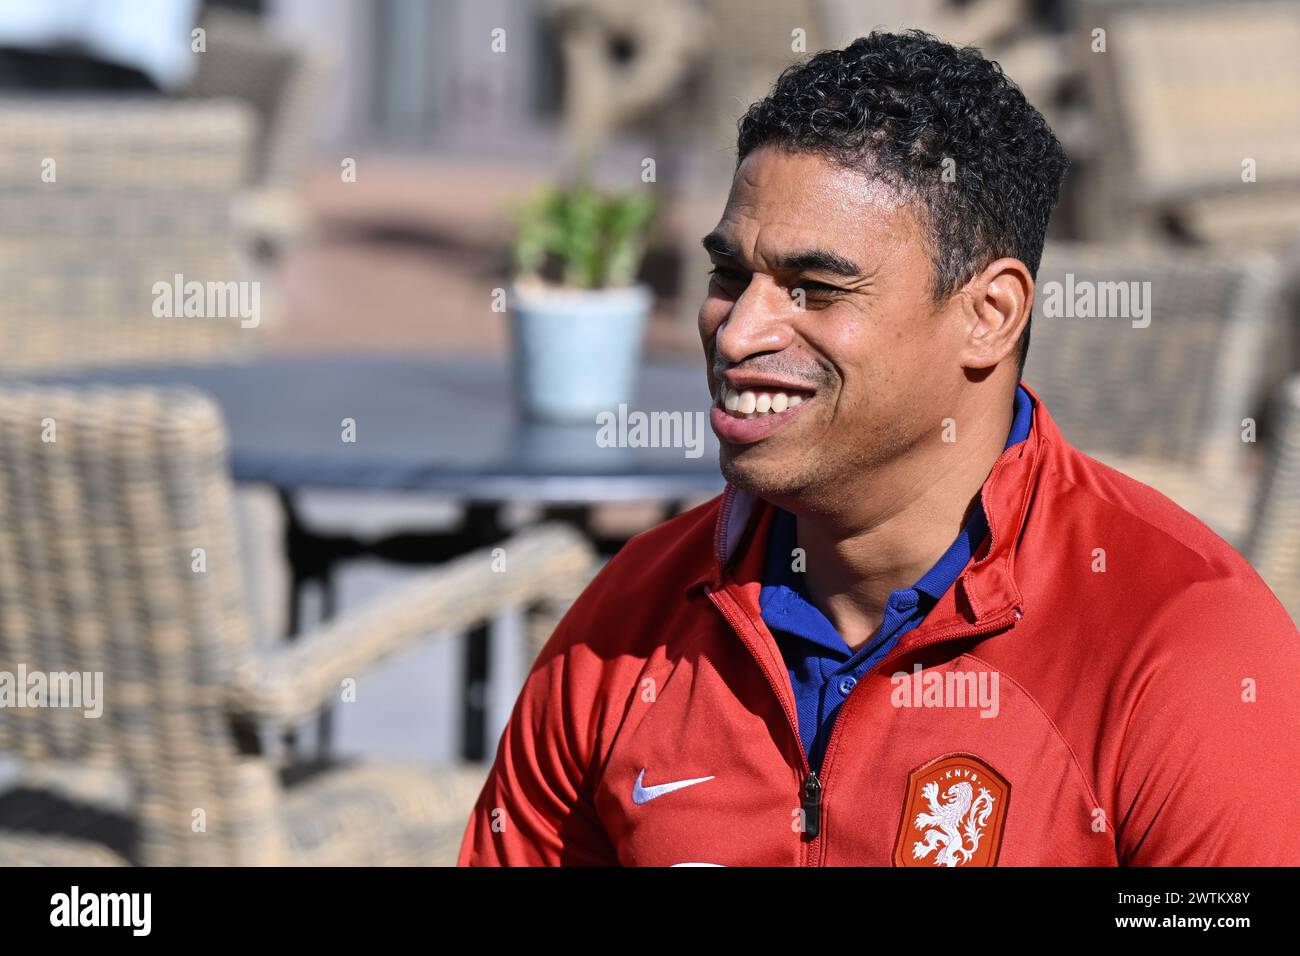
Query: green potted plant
xmin=510 ymin=183 xmax=655 ymax=422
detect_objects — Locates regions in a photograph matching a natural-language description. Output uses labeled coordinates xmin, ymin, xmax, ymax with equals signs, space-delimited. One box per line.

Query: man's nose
xmin=713 ymin=276 xmax=796 ymax=364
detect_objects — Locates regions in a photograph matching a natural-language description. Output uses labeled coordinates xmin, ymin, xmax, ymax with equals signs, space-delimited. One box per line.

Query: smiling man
xmin=460 ymin=31 xmax=1300 ymax=866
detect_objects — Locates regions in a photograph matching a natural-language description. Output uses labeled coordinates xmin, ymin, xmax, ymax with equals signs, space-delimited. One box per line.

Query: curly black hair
xmin=736 ymin=30 xmax=1069 ymax=373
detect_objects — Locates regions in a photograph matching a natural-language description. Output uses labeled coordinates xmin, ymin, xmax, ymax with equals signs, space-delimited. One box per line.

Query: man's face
xmin=699 ymin=146 xmax=967 ymax=504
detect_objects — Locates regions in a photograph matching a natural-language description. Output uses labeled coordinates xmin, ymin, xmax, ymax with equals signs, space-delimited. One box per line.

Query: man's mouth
xmin=710 ymin=382 xmax=816 ymax=444
xmin=717 ymin=385 xmax=811 ymax=419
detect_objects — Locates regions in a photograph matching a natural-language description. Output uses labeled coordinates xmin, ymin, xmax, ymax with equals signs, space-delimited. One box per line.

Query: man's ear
xmin=958 ymin=258 xmax=1033 ymax=370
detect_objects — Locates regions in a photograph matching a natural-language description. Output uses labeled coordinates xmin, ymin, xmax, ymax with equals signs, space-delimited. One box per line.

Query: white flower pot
xmin=509 ymin=281 xmax=652 ymax=423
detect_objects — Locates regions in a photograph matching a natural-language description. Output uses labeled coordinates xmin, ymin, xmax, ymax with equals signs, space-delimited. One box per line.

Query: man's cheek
xmin=698 ymin=304 xmax=727 ymax=341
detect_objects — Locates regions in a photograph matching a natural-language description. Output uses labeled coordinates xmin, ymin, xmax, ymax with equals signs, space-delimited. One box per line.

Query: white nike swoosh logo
xmin=632 ymin=768 xmax=715 ymax=805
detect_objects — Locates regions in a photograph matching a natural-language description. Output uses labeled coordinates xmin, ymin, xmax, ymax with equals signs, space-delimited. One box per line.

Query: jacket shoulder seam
xmin=1043 ymin=449 xmax=1239 ymax=579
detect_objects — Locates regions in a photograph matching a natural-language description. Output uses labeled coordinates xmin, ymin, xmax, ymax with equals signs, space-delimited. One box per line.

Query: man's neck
xmin=785 ymin=391 xmax=1015 ymax=651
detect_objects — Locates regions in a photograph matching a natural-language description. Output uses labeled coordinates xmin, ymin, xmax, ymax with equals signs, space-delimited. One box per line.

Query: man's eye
xmin=708 ymin=266 xmax=746 ymax=283
xmin=798 ymin=282 xmax=844 ymax=296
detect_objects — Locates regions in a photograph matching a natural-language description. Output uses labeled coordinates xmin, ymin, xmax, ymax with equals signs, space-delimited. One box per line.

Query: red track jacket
xmin=459 ymin=385 xmax=1300 ymax=866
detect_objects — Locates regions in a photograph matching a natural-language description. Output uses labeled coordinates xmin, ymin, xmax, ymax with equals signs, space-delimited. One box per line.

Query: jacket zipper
xmin=707 ymin=576 xmax=1021 ymax=865
xmin=704 ymin=587 xmax=820 ymax=860
xmin=801 ymin=770 xmax=822 ymax=840
xmin=804 ymin=606 xmax=1021 ymax=865
xmin=702 ymin=430 xmax=1039 ymax=864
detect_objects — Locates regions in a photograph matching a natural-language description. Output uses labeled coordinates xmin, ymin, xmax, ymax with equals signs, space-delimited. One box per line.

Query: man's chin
xmin=718 ymin=450 xmax=808 ymax=500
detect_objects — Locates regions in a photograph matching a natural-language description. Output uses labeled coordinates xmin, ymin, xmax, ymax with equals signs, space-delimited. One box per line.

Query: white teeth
xmin=720 ymin=386 xmax=810 ymax=418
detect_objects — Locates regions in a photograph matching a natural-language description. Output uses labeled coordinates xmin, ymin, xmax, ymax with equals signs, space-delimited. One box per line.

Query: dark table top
xmin=16 ymin=354 xmax=726 ymax=503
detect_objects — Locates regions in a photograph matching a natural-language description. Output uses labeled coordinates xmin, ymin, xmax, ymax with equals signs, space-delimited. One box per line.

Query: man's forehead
xmin=730 ymin=148 xmax=908 ymax=213
xmin=710 ymin=149 xmax=917 ymax=265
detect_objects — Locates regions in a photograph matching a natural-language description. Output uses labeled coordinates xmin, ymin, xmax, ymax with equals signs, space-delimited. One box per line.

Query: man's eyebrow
xmin=773 ymin=248 xmax=863 ymax=278
xmin=700 ymin=234 xmax=863 ymax=279
xmin=701 ymin=232 xmax=740 ymax=259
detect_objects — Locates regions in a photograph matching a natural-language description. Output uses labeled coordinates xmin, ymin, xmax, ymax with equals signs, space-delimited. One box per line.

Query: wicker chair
xmin=0 ymin=386 xmax=595 ymax=865
xmin=1075 ymin=0 xmax=1300 ymax=247
xmin=0 ymin=97 xmax=263 ymax=372
xmin=1244 ymin=375 xmax=1300 ymax=623
xmin=0 ymin=96 xmax=295 ymax=673
xmin=182 ymin=8 xmax=334 ymax=252
xmin=1024 ymin=242 xmax=1286 ymax=545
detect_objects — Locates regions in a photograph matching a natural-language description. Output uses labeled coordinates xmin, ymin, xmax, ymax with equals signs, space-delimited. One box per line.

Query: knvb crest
xmin=894 ymin=753 xmax=1010 ymax=867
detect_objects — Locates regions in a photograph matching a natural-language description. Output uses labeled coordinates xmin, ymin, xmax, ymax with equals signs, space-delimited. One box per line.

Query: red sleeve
xmin=1113 ymin=573 xmax=1300 ymax=865
xmin=457 ymin=603 xmax=620 ymax=867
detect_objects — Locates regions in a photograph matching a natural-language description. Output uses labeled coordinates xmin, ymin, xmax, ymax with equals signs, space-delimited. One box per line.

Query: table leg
xmin=461 ymin=621 xmax=491 ymax=761
xmin=278 ymin=488 xmax=344 ymax=763
xmin=460 ymin=503 xmax=503 ymax=761
xmin=315 ymin=572 xmax=338 ymax=761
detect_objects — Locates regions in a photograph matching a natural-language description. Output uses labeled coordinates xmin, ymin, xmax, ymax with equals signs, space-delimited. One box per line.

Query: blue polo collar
xmin=760 ymin=384 xmax=1035 ymax=656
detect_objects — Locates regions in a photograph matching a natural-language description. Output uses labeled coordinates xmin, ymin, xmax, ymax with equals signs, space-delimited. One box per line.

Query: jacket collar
xmin=688 ymin=382 xmax=1056 ymax=632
